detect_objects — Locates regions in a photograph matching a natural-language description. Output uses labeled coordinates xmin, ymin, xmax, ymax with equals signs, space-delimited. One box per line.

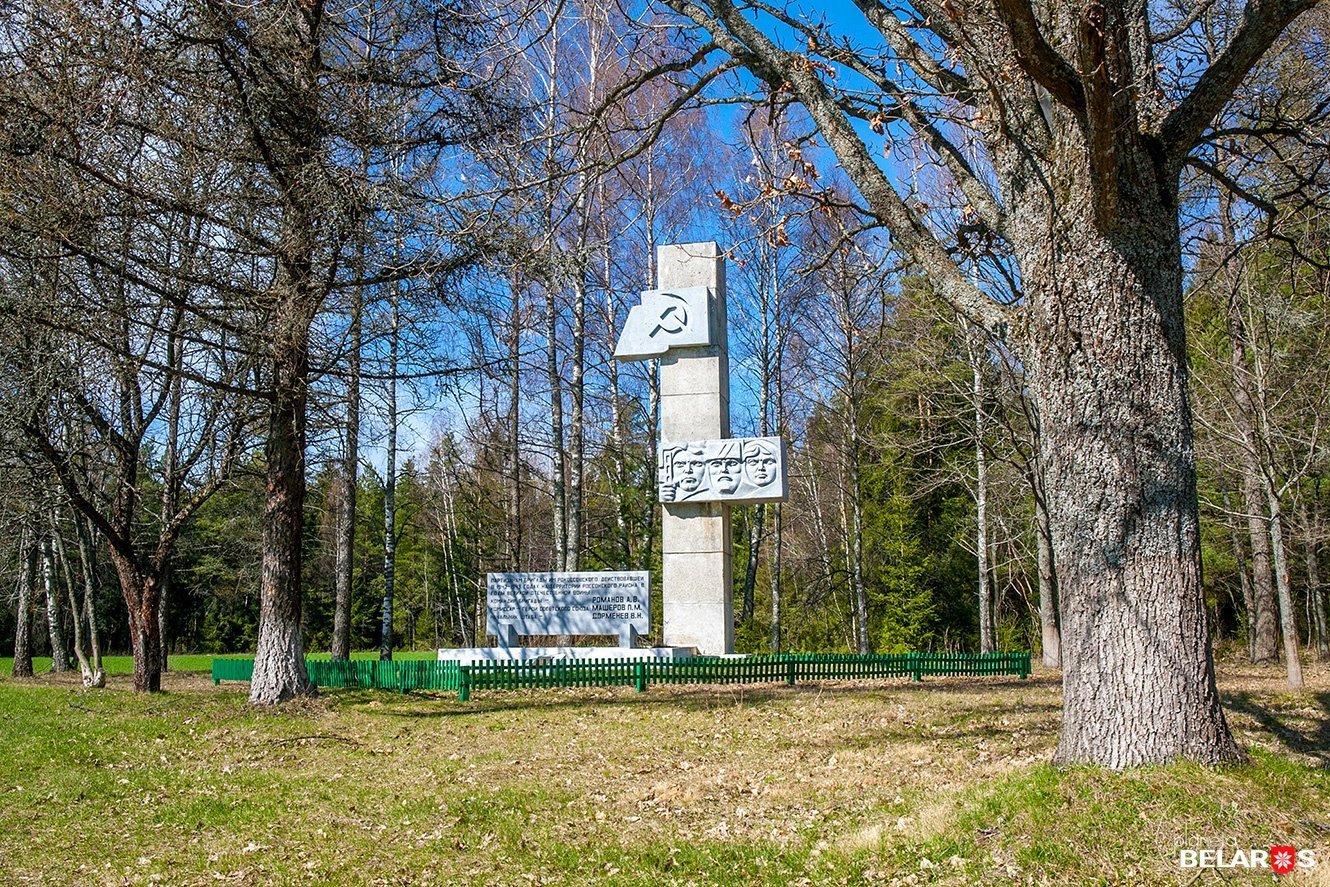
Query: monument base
xmin=437 ymin=646 xmax=696 ymax=666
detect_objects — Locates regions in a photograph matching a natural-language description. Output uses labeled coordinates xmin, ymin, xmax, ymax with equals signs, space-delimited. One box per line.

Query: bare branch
xmin=994 ymin=0 xmax=1086 ymax=114
xmin=1159 ymin=0 xmax=1323 ymax=160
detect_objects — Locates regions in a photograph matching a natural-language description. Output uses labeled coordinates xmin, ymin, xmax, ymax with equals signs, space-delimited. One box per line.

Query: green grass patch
xmin=0 ymin=649 xmax=440 ymax=677
xmin=0 ymin=664 xmax=1326 ymax=884
xmin=1 ymin=654 xmax=215 ymax=674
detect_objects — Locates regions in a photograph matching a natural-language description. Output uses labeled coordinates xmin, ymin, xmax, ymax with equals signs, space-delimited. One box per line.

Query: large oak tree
xmin=656 ymin=0 xmax=1324 ymax=765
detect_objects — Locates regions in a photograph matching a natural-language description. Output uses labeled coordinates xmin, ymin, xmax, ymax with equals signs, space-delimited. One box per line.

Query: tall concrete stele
xmin=615 ymin=242 xmax=734 ymax=654
xmin=616 ymin=242 xmax=789 ymax=653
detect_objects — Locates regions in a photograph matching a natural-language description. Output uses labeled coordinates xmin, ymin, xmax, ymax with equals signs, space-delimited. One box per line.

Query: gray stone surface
xmin=486 ymin=571 xmax=649 ymax=648
xmin=658 ymin=436 xmax=788 ymax=505
xmin=657 ymin=243 xmax=733 ymax=655
xmin=613 ymin=285 xmax=716 ymax=361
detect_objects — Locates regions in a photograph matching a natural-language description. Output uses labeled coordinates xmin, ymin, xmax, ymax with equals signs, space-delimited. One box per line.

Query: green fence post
xmin=458 ymin=668 xmax=471 ymax=702
xmin=634 ymin=661 xmax=647 ymax=693
xmin=911 ymin=653 xmax=922 ymax=682
xmin=786 ymin=658 xmax=796 ymax=687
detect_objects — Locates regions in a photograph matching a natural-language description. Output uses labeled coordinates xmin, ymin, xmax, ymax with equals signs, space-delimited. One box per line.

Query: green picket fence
xmin=211 ymin=657 xmax=462 ymax=692
xmin=213 ymin=651 xmax=1029 ymax=700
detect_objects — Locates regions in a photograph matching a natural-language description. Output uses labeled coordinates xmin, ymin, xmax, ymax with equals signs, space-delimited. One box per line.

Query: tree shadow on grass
xmin=329 ymin=675 xmax=1057 ymax=721
xmin=1222 ymin=690 xmax=1330 ymax=767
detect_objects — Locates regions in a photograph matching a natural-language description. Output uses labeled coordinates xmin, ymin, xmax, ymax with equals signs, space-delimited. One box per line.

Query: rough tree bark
xmin=11 ymin=529 xmax=35 ymax=678
xmin=107 ymin=553 xmax=162 ymax=693
xmin=1022 ymin=183 xmax=1239 ymax=764
xmin=249 ymin=297 xmax=316 ymax=703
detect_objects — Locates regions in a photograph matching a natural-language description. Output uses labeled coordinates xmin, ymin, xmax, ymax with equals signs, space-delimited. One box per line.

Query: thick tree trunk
xmin=1024 ymin=186 xmax=1240 ymax=766
xmin=1034 ymin=489 xmax=1061 ymax=668
xmin=248 ymin=2 xmax=318 ymax=705
xmin=250 ymin=335 xmax=315 ymax=703
xmin=250 ymin=280 xmax=315 ymax=703
xmin=106 ymin=549 xmax=162 ymax=692
xmin=128 ymin=584 xmax=162 ymax=694
xmin=11 ymin=531 xmax=35 ymax=678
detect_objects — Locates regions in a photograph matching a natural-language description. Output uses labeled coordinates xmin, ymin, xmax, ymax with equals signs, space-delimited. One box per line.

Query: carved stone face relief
xmin=742 ymin=438 xmax=778 ymax=487
xmin=659 ymin=436 xmax=788 ymax=504
xmin=670 ymin=445 xmax=707 ymax=494
xmin=707 ymin=441 xmax=742 ymax=495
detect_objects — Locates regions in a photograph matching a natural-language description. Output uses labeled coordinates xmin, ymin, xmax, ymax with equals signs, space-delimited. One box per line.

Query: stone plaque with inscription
xmin=486 ymin=571 xmax=650 ymax=647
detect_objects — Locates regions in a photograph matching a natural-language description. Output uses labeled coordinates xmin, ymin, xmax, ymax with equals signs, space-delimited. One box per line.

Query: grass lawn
xmin=0 ymin=649 xmax=439 ymax=677
xmin=0 ymin=659 xmax=1327 ymax=885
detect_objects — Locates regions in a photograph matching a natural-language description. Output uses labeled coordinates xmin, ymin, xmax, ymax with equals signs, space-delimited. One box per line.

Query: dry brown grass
xmin=1 ymin=660 xmax=1327 ymax=885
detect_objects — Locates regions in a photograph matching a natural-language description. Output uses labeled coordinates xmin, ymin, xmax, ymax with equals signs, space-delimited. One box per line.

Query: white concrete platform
xmin=437 ymin=646 xmax=696 ymax=665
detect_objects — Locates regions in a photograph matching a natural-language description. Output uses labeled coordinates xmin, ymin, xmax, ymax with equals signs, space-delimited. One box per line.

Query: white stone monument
xmin=437 ymin=570 xmax=692 ymax=664
xmin=658 ymin=436 xmax=789 ymax=504
xmin=485 ymin=571 xmax=649 ymax=648
xmin=615 ymin=242 xmax=788 ymax=655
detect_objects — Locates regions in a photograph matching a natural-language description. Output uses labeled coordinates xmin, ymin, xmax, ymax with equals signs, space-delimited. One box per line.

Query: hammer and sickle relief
xmin=613 ymin=285 xmax=712 ymax=361
xmin=649 ymin=293 xmax=689 ymax=338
